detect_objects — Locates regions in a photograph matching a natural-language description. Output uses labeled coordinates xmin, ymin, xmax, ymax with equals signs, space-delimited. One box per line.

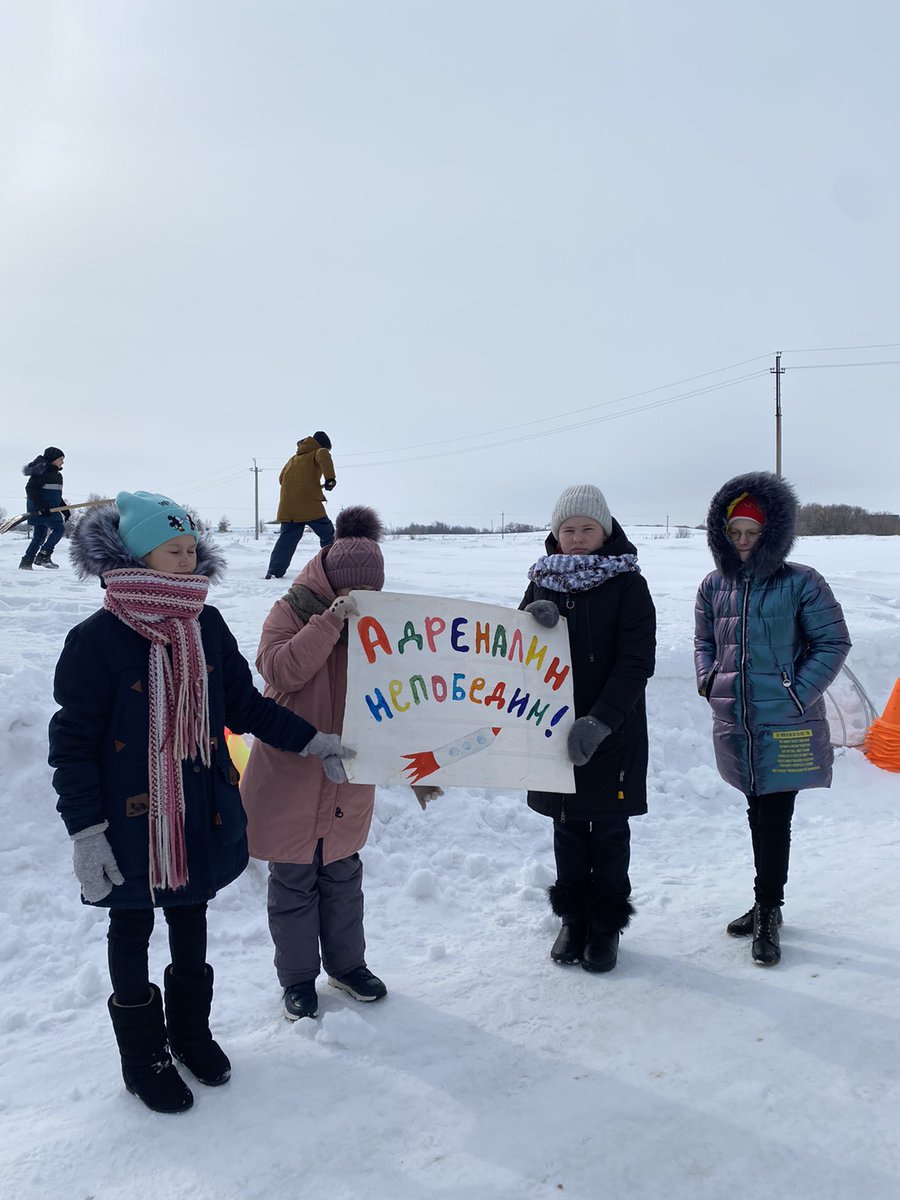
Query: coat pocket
xmin=700 ymin=661 xmax=719 ymax=701
xmin=211 ymin=759 xmax=248 ymax=845
xmin=779 ymin=665 xmax=805 ymax=715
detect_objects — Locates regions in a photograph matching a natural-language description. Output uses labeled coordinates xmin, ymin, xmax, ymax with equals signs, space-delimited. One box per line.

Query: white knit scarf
xmin=527 ymin=552 xmax=641 ymax=593
xmin=103 ymin=568 xmax=211 ymax=893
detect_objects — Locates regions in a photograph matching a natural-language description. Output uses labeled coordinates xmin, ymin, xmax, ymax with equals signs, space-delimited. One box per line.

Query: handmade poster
xmin=342 ymin=592 xmax=576 ymax=791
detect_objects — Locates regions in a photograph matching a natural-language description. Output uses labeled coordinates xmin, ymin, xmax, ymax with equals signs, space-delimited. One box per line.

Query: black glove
xmin=524 ymin=600 xmax=560 ymax=629
xmin=323 ymin=478 xmax=337 ymax=492
xmin=39 ymin=508 xmax=50 ymax=516
xmin=568 ymin=716 xmax=611 ymax=766
xmin=63 ymin=509 xmax=71 ymax=522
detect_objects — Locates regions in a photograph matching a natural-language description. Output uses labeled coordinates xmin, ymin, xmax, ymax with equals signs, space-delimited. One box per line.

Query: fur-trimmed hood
xmin=23 ymin=457 xmax=52 ymax=477
xmin=706 ymin=471 xmax=798 ymax=581
xmin=69 ymin=502 xmax=226 ymax=583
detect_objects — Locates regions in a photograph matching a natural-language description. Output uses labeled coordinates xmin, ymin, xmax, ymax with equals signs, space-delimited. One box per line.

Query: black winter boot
xmin=583 ymin=897 xmax=635 ymax=974
xmin=283 ymin=981 xmax=319 ymax=1021
xmin=751 ymin=904 xmax=782 ymax=966
xmin=163 ymin=964 xmax=231 ymax=1086
xmin=548 ymin=882 xmax=591 ymax=965
xmin=728 ymin=905 xmax=783 ymax=937
xmin=108 ymin=986 xmax=193 ymax=1113
xmin=34 ymin=550 xmax=59 ymax=569
xmin=18 ymin=556 xmax=33 ymax=570
xmin=328 ymin=965 xmax=388 ymax=1002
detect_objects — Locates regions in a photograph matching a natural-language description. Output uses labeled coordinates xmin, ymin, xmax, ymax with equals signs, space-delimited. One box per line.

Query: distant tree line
xmin=797 ymin=503 xmax=900 ymax=536
xmin=390 ymin=520 xmax=544 ymax=536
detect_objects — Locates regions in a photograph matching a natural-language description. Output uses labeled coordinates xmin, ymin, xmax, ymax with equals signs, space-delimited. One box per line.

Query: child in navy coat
xmin=49 ymin=491 xmax=351 ymax=1114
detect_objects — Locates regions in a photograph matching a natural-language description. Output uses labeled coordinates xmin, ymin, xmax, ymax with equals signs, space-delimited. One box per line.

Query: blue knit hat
xmin=116 ymin=491 xmax=198 ymax=558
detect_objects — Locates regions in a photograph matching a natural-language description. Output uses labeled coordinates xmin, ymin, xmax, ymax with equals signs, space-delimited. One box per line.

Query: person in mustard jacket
xmin=265 ymin=432 xmax=337 ymax=578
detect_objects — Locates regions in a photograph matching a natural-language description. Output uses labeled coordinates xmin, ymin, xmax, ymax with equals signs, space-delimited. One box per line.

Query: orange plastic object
xmin=863 ymin=679 xmax=900 ymax=772
xmin=223 ymin=726 xmax=251 ymax=779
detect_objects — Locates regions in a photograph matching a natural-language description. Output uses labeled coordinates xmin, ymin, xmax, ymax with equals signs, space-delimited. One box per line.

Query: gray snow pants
xmin=267 ymin=843 xmax=366 ymax=987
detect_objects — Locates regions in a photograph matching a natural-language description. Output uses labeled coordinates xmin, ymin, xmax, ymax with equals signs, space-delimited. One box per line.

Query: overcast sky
xmin=2 ymin=1 xmax=898 ymax=532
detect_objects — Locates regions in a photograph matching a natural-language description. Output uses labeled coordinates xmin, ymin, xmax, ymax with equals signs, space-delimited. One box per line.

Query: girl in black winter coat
xmin=519 ymin=484 xmax=656 ymax=973
xmin=49 ymin=491 xmax=352 ymax=1115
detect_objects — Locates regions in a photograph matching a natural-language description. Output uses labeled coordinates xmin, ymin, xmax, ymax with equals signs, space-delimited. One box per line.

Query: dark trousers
xmin=267 ymin=844 xmax=365 ymax=987
xmin=107 ymin=904 xmax=208 ymax=1005
xmin=746 ymin=790 xmax=797 ymax=907
xmin=266 ymin=518 xmax=335 ymax=577
xmin=552 ymin=816 xmax=631 ymax=902
xmin=25 ymin=512 xmax=65 ymax=559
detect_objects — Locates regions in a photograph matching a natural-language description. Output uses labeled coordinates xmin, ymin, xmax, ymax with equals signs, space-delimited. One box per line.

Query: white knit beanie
xmin=550 ymin=484 xmax=613 ymax=537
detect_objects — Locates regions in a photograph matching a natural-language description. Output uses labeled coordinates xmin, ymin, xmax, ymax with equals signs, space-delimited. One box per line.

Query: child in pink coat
xmin=241 ymin=507 xmax=436 ymax=1019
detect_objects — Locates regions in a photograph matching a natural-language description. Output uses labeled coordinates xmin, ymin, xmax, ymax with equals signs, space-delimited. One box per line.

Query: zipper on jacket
xmin=564 ymin=595 xmax=594 ymax=662
xmin=781 ymin=670 xmax=804 ymax=715
xmin=739 ymin=577 xmax=756 ymax=794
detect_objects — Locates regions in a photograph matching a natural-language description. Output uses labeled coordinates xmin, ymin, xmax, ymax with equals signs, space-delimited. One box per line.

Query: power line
xmin=167 ymin=461 xmax=258 ymax=492
xmin=339 ymin=352 xmax=773 ymax=461
xmin=187 ymin=352 xmax=774 ymax=476
xmin=340 ymin=370 xmax=769 ymax=469
xmin=176 ymin=470 xmax=249 ymax=495
xmin=783 ymin=342 xmax=900 ymax=354
xmin=788 ymin=360 xmax=900 ymax=369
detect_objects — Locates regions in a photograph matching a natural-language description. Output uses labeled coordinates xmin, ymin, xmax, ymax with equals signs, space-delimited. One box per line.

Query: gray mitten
xmin=328 ymin=595 xmax=358 ymax=623
xmin=300 ymin=731 xmax=356 ymax=784
xmin=321 ymin=756 xmax=350 ymax=784
xmin=411 ymin=784 xmax=444 ymax=811
xmin=300 ymin=731 xmax=346 ymax=759
xmin=524 ymin=600 xmax=560 ymax=629
xmin=567 ymin=716 xmax=612 ymax=766
xmin=71 ymin=822 xmax=124 ymax=902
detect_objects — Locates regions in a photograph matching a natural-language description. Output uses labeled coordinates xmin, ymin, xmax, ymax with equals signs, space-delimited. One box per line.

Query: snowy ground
xmin=1 ymin=526 xmax=898 ymax=1200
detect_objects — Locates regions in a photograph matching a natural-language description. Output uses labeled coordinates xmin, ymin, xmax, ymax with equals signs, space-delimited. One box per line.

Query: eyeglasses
xmin=727 ymin=527 xmax=761 ymax=543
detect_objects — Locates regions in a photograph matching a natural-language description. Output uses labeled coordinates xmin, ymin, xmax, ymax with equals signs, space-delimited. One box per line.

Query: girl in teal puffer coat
xmin=694 ymin=472 xmax=850 ymax=967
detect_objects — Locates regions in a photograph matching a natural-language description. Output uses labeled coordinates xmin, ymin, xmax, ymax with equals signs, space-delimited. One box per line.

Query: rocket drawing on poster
xmin=402 ymin=726 xmax=502 ymax=783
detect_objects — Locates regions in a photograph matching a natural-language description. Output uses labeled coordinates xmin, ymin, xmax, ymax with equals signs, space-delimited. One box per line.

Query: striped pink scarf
xmin=104 ymin=568 xmax=211 ymax=893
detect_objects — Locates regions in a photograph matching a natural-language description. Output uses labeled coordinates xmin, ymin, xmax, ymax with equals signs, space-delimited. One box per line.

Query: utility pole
xmin=771 ymin=351 xmax=784 ymax=478
xmin=501 ymin=512 xmax=505 ymax=539
xmin=250 ymin=459 xmax=262 ymax=539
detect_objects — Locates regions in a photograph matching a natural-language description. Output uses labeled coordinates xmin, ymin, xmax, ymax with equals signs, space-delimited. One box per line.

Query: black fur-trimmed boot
xmin=547 ymin=882 xmax=591 ymax=965
xmin=18 ymin=556 xmax=33 ymax=570
xmin=583 ymin=897 xmax=635 ymax=974
xmin=751 ymin=904 xmax=782 ymax=966
xmin=108 ymin=986 xmax=193 ymax=1113
xmin=163 ymin=964 xmax=231 ymax=1086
